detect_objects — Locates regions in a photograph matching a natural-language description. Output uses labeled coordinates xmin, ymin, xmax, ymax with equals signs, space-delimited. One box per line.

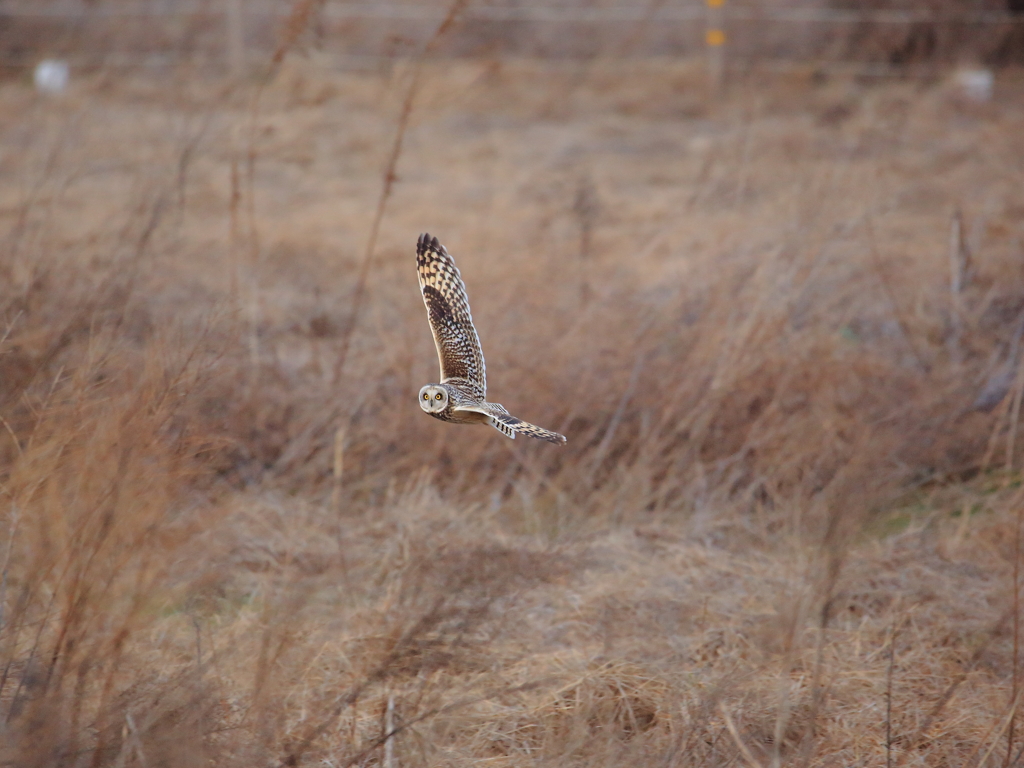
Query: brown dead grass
xmin=1 ymin=52 xmax=1024 ymax=766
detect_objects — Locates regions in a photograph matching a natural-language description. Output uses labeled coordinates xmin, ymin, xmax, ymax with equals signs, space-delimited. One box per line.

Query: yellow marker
xmin=706 ymin=0 xmax=724 ymax=6
xmin=706 ymin=29 xmax=726 ymax=46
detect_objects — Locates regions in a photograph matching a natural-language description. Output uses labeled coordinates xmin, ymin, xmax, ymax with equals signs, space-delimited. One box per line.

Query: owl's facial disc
xmin=419 ymin=385 xmax=448 ymax=413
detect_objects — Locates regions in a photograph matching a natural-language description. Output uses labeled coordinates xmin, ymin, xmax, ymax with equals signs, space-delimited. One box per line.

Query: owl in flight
xmin=416 ymin=233 xmax=566 ymax=444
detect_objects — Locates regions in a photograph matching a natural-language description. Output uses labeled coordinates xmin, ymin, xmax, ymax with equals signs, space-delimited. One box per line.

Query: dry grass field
xmin=1 ymin=44 xmax=1024 ymax=766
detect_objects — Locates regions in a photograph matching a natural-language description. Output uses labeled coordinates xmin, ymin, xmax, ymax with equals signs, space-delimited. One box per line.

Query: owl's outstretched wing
xmin=454 ymin=403 xmax=567 ymax=444
xmin=417 ymin=233 xmax=486 ymax=397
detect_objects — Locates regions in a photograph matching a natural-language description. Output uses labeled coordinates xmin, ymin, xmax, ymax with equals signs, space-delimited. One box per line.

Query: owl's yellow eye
xmin=435 ymin=393 xmax=443 ymax=400
xmin=423 ymin=393 xmax=429 ymax=400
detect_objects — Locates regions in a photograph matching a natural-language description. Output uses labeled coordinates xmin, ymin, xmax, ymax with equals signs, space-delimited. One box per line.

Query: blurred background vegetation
xmin=1 ymin=0 xmax=1023 ymax=68
xmin=0 ymin=1 xmax=1023 ymax=766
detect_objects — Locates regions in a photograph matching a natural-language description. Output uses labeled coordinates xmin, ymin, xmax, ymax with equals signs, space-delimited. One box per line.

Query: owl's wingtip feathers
xmin=510 ymin=419 xmax=567 ymax=444
xmin=417 ymin=232 xmax=442 ymax=255
xmin=490 ymin=416 xmax=566 ymax=444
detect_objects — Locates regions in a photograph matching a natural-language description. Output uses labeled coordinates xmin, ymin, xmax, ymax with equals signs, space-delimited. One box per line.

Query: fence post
xmin=705 ymin=0 xmax=726 ymax=95
xmin=226 ymin=0 xmax=245 ymax=76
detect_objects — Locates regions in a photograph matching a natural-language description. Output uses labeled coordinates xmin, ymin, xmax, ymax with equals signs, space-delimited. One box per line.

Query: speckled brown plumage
xmin=417 ymin=233 xmax=486 ymax=400
xmin=416 ymin=233 xmax=566 ymax=444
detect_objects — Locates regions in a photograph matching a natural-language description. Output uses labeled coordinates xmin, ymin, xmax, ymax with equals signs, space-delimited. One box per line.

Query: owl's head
xmin=419 ymin=384 xmax=448 ymax=414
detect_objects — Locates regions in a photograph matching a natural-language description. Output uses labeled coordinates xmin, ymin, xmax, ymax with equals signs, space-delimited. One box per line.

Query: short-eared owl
xmin=416 ymin=233 xmax=566 ymax=444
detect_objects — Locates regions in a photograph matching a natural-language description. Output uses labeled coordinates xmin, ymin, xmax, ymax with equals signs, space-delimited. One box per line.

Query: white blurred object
xmin=34 ymin=60 xmax=69 ymax=94
xmin=953 ymin=68 xmax=994 ymax=102
xmin=688 ymin=135 xmax=713 ymax=154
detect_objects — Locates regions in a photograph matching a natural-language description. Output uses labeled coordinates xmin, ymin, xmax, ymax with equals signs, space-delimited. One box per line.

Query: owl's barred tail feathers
xmin=489 ymin=415 xmax=567 ymax=444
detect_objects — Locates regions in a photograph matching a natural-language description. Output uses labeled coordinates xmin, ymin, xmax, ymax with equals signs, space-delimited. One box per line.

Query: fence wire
xmin=0 ymin=1 xmax=1020 ymax=70
xmin=0 ymin=1 xmax=1021 ymax=23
